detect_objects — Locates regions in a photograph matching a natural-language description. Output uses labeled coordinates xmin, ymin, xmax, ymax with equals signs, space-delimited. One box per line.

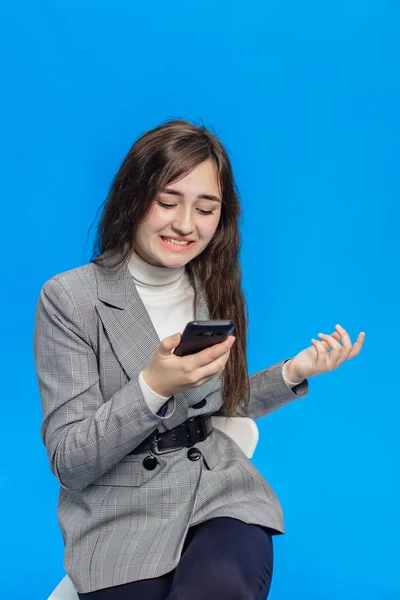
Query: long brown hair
xmin=89 ymin=119 xmax=250 ymax=416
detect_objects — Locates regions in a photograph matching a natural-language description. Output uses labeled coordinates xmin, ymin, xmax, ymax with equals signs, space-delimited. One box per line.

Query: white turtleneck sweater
xmin=127 ymin=250 xmax=303 ymax=414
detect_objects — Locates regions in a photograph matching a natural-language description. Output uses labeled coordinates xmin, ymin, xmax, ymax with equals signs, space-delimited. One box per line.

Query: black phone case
xmin=173 ymin=320 xmax=235 ymax=357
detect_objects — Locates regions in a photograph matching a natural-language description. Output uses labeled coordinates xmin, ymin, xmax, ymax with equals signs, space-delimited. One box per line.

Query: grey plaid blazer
xmin=34 ymin=252 xmax=309 ymax=594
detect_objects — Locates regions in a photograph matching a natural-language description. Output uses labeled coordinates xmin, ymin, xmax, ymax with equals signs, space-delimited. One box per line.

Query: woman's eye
xmin=157 ymin=201 xmax=214 ymax=215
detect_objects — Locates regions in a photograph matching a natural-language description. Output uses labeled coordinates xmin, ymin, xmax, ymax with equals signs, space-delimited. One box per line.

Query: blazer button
xmin=143 ymin=456 xmax=159 ymax=470
xmin=187 ymin=448 xmax=201 ymax=461
xmin=193 ymin=399 xmax=207 ymax=409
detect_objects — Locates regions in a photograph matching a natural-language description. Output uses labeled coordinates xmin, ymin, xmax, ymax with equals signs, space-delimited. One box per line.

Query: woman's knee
xmin=171 ymin=555 xmax=272 ymax=600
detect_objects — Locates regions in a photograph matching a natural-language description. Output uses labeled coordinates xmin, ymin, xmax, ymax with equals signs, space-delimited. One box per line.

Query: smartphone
xmin=173 ymin=320 xmax=235 ymax=357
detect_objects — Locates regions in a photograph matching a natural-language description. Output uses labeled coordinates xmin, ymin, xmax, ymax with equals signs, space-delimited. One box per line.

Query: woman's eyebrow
xmin=162 ymin=187 xmax=221 ymax=203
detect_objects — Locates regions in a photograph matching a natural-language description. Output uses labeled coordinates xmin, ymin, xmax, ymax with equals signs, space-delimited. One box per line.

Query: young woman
xmin=34 ymin=119 xmax=364 ymax=600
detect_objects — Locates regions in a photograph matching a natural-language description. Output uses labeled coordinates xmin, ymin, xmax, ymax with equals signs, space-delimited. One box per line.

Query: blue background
xmin=1 ymin=1 xmax=399 ymax=598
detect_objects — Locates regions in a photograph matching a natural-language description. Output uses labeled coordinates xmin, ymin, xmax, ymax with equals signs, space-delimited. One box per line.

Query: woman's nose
xmin=172 ymin=210 xmax=194 ymax=235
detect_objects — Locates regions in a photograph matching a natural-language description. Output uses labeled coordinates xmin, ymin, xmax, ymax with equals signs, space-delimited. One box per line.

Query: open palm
xmin=288 ymin=324 xmax=365 ymax=381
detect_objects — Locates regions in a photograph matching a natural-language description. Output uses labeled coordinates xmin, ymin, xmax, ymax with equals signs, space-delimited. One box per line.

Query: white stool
xmin=47 ymin=417 xmax=259 ymax=600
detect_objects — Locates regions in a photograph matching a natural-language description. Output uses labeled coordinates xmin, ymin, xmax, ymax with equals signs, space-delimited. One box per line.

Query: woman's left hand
xmin=285 ymin=324 xmax=365 ymax=383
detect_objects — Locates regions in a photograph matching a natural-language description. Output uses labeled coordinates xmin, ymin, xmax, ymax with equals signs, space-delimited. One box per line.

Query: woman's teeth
xmin=162 ymin=237 xmax=191 ymax=246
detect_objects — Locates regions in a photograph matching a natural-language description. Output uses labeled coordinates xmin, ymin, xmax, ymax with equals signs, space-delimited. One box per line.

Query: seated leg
xmin=167 ymin=516 xmax=274 ymax=600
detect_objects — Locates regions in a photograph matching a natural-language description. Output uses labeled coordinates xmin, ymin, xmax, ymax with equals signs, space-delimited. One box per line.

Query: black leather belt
xmin=131 ymin=415 xmax=213 ymax=455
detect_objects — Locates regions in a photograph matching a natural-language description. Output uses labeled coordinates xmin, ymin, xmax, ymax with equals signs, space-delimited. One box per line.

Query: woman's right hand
xmin=142 ymin=333 xmax=236 ymax=397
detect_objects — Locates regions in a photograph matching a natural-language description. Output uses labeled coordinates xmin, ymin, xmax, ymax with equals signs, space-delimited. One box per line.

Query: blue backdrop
xmin=1 ymin=1 xmax=398 ymax=598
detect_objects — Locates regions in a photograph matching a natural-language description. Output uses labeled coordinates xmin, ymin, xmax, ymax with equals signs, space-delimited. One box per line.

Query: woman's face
xmin=134 ymin=159 xmax=222 ymax=268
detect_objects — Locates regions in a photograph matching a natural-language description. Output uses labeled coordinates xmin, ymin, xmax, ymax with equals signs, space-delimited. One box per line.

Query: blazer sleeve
xmin=229 ymin=360 xmax=309 ymax=420
xmin=33 ymin=277 xmax=175 ymax=492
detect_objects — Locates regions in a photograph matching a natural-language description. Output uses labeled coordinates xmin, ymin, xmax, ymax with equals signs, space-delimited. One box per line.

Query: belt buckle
xmin=149 ymin=432 xmax=181 ymax=455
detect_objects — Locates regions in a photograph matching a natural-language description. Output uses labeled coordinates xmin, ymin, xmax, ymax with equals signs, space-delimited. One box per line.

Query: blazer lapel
xmin=95 ymin=261 xmax=161 ymax=377
xmin=93 ymin=252 xmax=219 ymax=430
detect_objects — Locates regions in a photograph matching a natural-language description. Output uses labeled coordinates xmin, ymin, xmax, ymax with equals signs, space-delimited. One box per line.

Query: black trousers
xmin=77 ymin=517 xmax=274 ymax=600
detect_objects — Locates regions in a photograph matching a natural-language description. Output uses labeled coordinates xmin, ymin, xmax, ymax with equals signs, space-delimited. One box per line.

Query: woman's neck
xmin=127 ymin=249 xmax=185 ymax=287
